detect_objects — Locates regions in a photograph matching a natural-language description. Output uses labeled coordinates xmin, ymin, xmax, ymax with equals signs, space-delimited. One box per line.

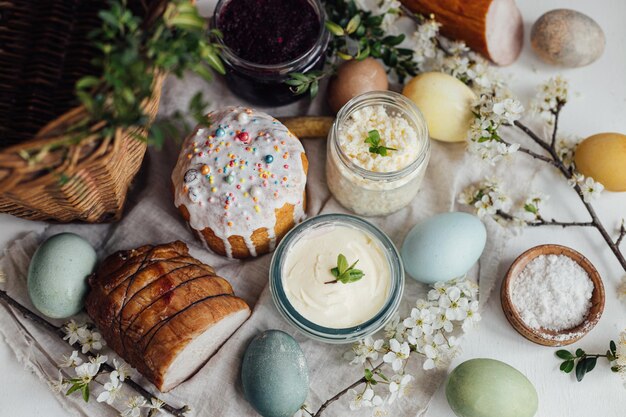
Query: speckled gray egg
xmin=531 ymin=9 xmax=605 ymax=68
xmin=241 ymin=330 xmax=309 ymax=417
xmin=28 ymin=233 xmax=97 ymax=319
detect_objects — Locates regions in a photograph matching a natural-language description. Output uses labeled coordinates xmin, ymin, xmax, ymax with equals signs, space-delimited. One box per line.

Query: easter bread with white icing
xmin=172 ymin=107 xmax=308 ymax=258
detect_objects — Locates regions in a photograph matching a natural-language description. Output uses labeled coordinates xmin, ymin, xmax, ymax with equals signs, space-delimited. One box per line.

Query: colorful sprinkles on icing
xmin=172 ymin=106 xmax=307 ymax=257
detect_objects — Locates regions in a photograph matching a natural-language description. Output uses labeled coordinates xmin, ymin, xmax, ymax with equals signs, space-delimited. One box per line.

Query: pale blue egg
xmin=28 ymin=233 xmax=97 ymax=319
xmin=242 ymin=330 xmax=309 ymax=417
xmin=401 ymin=212 xmax=486 ymax=284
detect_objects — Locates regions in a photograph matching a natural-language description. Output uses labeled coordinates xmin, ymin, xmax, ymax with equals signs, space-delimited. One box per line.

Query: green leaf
xmin=585 ymin=357 xmax=597 ymax=373
xmin=76 ymin=76 xmax=101 ymax=91
xmin=204 ymin=48 xmax=226 ymax=75
xmin=331 ymin=267 xmax=340 ymax=278
xmin=337 ymin=51 xmax=353 ymax=61
xmin=345 ymin=15 xmax=361 ymax=34
xmin=309 ymin=80 xmax=319 ymax=98
xmin=344 ymin=269 xmax=364 ymax=283
xmin=365 ymin=368 xmax=374 ymax=381
xmin=382 ymin=34 xmax=405 ymax=46
xmin=325 ymin=21 xmax=345 ymax=36
xmin=81 ymin=384 xmax=90 ymax=402
xmin=524 ymin=203 xmax=538 ymax=214
xmin=556 ymin=350 xmax=574 ymax=360
xmin=337 ymin=254 xmax=349 ymax=274
xmin=560 ymin=360 xmax=574 ymax=373
xmin=575 ymin=359 xmax=587 ymax=382
xmin=610 ymin=340 xmax=617 ymax=356
xmin=66 ymin=383 xmax=82 ymax=396
xmin=576 ymin=348 xmax=585 ymax=358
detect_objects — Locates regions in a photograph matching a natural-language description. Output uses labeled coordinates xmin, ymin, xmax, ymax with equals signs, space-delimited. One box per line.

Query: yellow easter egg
xmin=402 ymin=72 xmax=476 ymax=143
xmin=574 ymin=133 xmax=626 ymax=192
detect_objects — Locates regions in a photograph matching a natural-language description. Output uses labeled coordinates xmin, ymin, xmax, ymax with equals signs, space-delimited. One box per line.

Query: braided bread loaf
xmin=85 ymin=241 xmax=250 ymax=392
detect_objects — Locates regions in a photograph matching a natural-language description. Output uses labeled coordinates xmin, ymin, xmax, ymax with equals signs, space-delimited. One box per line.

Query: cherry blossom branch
xmin=495 ymin=210 xmax=595 ymax=228
xmin=511 ymin=107 xmax=626 ymax=272
xmin=550 ymin=101 xmax=565 ymax=148
xmin=312 ymin=362 xmax=384 ymax=417
xmin=0 ymin=290 xmax=189 ymax=417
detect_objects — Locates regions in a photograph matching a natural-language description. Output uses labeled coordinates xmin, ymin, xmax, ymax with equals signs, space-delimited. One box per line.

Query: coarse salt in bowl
xmin=501 ymin=244 xmax=605 ymax=346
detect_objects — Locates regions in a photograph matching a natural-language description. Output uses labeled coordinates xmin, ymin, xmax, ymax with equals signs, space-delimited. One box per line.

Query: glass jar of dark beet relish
xmin=213 ymin=0 xmax=330 ymax=106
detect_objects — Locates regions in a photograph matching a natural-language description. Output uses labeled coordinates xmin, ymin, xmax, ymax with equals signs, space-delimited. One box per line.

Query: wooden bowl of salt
xmin=501 ymin=244 xmax=605 ymax=347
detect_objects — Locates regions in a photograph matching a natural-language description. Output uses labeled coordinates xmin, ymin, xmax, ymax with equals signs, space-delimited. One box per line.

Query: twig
xmin=617 ymin=222 xmax=626 ymax=247
xmin=312 ymin=362 xmax=383 ymax=417
xmin=496 ymin=211 xmax=594 ymax=228
xmin=550 ymin=101 xmax=565 ymax=148
xmin=511 ymin=108 xmax=626 ymax=272
xmin=0 ymin=290 xmax=189 ymax=417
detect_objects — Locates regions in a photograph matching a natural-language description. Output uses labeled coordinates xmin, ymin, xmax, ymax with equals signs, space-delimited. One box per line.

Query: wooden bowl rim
xmin=501 ymin=244 xmax=605 ymax=347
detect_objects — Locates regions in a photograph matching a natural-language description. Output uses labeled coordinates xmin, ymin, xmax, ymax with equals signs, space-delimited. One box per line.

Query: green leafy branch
xmin=556 ymin=341 xmax=619 ymax=382
xmin=325 ymin=254 xmax=364 ymax=284
xmin=364 ymin=129 xmax=396 ymax=156
xmin=285 ymin=0 xmax=418 ymax=98
xmin=68 ymin=0 xmax=224 ymax=151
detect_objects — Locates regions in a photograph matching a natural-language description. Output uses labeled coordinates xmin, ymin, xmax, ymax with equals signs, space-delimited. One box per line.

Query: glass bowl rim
xmin=269 ymin=213 xmax=405 ymax=343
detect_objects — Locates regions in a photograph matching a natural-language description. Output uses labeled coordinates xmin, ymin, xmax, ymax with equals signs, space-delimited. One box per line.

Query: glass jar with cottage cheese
xmin=326 ymin=91 xmax=430 ymax=216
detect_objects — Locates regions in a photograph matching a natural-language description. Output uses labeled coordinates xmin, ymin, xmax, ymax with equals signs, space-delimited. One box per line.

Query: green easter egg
xmin=446 ymin=358 xmax=538 ymax=417
xmin=27 ymin=233 xmax=97 ymax=319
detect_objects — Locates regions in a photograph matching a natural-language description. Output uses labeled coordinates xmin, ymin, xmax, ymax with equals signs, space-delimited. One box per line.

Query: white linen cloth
xmin=0 ymin=72 xmax=528 ymax=417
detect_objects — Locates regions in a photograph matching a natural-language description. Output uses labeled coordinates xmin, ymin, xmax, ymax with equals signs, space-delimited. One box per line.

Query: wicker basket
xmin=0 ymin=0 xmax=164 ymax=223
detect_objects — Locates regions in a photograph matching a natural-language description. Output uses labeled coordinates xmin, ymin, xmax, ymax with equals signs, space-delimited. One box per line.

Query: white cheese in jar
xmin=337 ymin=105 xmax=419 ymax=172
xmin=282 ymin=224 xmax=391 ymax=328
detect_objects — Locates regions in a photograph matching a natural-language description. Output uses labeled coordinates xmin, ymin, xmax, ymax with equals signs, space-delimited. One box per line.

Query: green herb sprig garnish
xmin=365 ymin=129 xmax=396 ymax=156
xmin=325 ymin=254 xmax=364 ymax=284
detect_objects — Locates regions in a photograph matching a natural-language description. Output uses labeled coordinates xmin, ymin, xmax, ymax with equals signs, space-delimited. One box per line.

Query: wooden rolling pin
xmin=279 ymin=116 xmax=334 ymax=139
xmin=400 ymin=0 xmax=523 ymax=66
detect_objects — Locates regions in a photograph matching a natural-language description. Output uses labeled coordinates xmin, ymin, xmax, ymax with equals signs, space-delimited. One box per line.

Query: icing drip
xmin=172 ymin=106 xmax=307 ymax=257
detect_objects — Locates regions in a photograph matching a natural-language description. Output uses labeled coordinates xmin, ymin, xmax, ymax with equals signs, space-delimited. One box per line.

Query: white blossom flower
xmin=439 ymin=287 xmax=469 ymax=320
xmin=580 ymin=177 xmax=604 ymax=202
xmin=74 ymin=361 xmax=100 ymax=385
xmin=97 ymin=373 xmax=121 ymax=405
xmin=80 ymin=330 xmax=104 ymax=354
xmin=532 ymin=75 xmax=568 ymax=123
xmin=348 ymin=389 xmax=367 ymax=411
xmin=423 ymin=333 xmax=448 ymax=370
xmin=122 ymin=396 xmax=147 ymax=417
xmin=114 ymin=358 xmax=131 ymax=382
xmin=59 ymin=350 xmax=83 ymax=368
xmin=431 ymin=307 xmax=453 ymax=333
xmin=147 ymin=397 xmax=165 ymax=413
xmin=383 ymin=339 xmax=410 ymax=371
xmin=351 ymin=337 xmax=385 ymax=364
xmin=427 ymin=281 xmax=447 ymax=301
xmin=49 ymin=370 xmax=68 ymax=393
xmin=462 ymin=301 xmax=482 ymax=332
xmin=403 ymin=308 xmax=433 ymax=342
xmin=388 ymin=374 xmax=414 ymax=404
xmin=492 ymin=98 xmax=524 ymax=124
xmin=62 ymin=320 xmax=88 ymax=345
xmin=362 ymin=388 xmax=383 ymax=408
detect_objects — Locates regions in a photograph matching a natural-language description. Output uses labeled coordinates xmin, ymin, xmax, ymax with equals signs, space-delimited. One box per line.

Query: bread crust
xmin=85 ymin=241 xmax=250 ymax=391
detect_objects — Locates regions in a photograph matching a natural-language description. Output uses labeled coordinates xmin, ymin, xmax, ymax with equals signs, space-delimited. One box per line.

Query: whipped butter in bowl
xmin=270 ymin=214 xmax=404 ymax=343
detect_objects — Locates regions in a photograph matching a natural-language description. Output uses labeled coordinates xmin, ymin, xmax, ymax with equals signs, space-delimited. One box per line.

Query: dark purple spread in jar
xmin=218 ymin=0 xmax=320 ymax=65
xmin=213 ymin=0 xmax=329 ymax=106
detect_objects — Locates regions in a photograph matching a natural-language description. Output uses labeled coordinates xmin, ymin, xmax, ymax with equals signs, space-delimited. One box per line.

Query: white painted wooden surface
xmin=1 ymin=0 xmax=625 ymax=415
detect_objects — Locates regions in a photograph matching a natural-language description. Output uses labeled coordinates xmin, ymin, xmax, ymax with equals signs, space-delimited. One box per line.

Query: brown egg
xmin=327 ymin=58 xmax=388 ymax=113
